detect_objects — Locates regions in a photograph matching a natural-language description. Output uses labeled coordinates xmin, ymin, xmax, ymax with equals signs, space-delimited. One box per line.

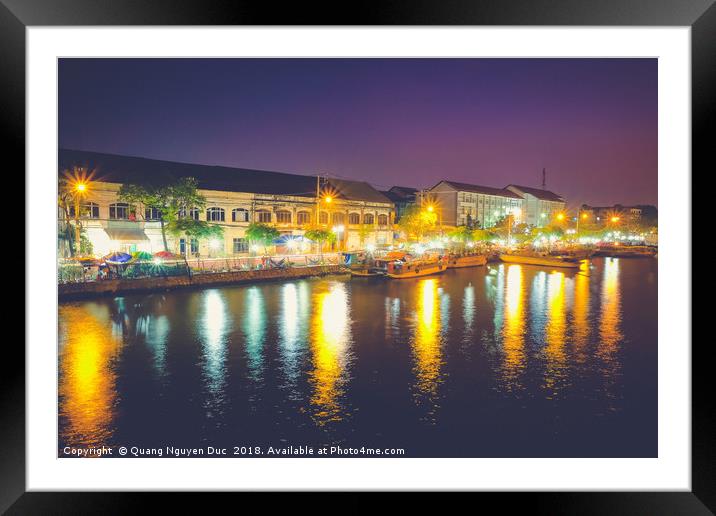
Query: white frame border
xmin=26 ymin=26 xmax=690 ymax=491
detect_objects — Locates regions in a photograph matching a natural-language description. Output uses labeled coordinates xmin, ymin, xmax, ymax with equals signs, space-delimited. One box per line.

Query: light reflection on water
xmin=309 ymin=281 xmax=353 ymax=426
xmin=59 ymin=304 xmax=121 ymax=448
xmin=502 ymin=265 xmax=526 ymax=390
xmin=58 ymin=258 xmax=654 ymax=456
xmin=411 ymin=279 xmax=441 ymax=398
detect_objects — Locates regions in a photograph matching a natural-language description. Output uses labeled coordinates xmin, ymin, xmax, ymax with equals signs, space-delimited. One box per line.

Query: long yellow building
xmin=58 ymin=149 xmax=394 ymax=258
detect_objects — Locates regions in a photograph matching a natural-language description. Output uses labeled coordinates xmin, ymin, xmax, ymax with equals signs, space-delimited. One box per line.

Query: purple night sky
xmin=59 ymin=58 xmax=657 ymax=207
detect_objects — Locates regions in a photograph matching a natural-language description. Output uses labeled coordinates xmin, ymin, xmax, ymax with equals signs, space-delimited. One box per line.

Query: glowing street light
xmin=556 ymin=213 xmax=565 ymax=222
xmin=324 ymin=196 xmax=332 ymax=204
xmin=426 ymin=205 xmax=434 ymax=213
xmin=611 ymin=216 xmax=620 ymax=223
xmin=70 ymin=178 xmax=90 ymax=255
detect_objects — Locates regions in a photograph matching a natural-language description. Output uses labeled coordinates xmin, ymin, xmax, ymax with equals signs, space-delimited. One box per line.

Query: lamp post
xmin=73 ymin=181 xmax=87 ymax=255
xmin=576 ymin=211 xmax=589 ymax=235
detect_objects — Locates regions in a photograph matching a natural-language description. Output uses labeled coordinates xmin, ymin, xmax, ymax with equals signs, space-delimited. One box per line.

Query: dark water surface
xmin=58 ymin=257 xmax=657 ymax=457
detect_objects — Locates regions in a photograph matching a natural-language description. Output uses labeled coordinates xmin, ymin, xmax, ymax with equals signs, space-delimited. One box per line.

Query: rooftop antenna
xmin=541 ymin=167 xmax=546 ymax=190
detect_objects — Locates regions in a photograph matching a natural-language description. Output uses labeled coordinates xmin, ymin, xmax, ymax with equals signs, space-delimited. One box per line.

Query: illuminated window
xmin=297 ymin=211 xmax=311 ymax=225
xmin=256 ymin=210 xmax=272 ymax=223
xmin=276 ymin=211 xmax=292 ymax=223
xmin=232 ymin=208 xmax=249 ymax=223
xmin=109 ymin=203 xmax=130 ymax=220
xmin=206 ymin=207 xmax=225 ymax=222
xmin=363 ymin=213 xmax=375 ymax=224
xmin=349 ymin=213 xmax=361 ymax=224
xmin=319 ymin=212 xmax=328 ymax=224
xmin=378 ymin=214 xmax=388 ymax=225
xmin=332 ymin=212 xmax=345 ymax=224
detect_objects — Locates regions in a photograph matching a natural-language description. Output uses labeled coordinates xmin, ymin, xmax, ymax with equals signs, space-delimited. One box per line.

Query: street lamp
xmin=72 ymin=181 xmax=89 ymax=255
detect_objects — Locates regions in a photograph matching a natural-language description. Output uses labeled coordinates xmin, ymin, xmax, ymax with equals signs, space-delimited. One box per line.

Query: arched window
xmin=319 ymin=212 xmax=328 ymax=224
xmin=232 ymin=208 xmax=249 ymax=223
xmin=256 ymin=210 xmax=271 ymax=223
xmin=332 ymin=212 xmax=345 ymax=224
xmin=109 ymin=202 xmax=130 ymax=220
xmin=363 ymin=213 xmax=375 ymax=225
xmin=276 ymin=211 xmax=292 ymax=223
xmin=297 ymin=211 xmax=311 ymax=225
xmin=378 ymin=214 xmax=389 ymax=226
xmin=348 ymin=213 xmax=360 ymax=225
xmin=206 ymin=207 xmax=225 ymax=222
xmin=145 ymin=207 xmax=162 ymax=220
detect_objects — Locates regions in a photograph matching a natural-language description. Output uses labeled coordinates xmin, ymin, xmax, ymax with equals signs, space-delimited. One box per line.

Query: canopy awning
xmin=104 ymin=228 xmax=149 ymax=241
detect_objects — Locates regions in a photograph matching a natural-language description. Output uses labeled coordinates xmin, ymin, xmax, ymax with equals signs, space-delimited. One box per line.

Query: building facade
xmin=59 ymin=149 xmax=394 ymax=258
xmin=580 ymin=204 xmax=657 ymax=226
xmin=505 ymin=185 xmax=566 ymax=227
xmin=429 ymin=180 xmax=524 ymax=228
xmin=380 ymin=186 xmax=418 ymax=222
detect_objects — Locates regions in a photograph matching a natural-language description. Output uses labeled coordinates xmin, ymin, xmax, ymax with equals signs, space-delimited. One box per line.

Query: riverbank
xmin=58 ymin=265 xmax=347 ymax=301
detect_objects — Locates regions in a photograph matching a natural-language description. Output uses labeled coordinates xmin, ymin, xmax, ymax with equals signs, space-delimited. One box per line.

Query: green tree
xmin=79 ymin=228 xmax=94 ymax=256
xmin=472 ymin=229 xmax=494 ymax=243
xmin=304 ymin=227 xmax=336 ymax=257
xmin=447 ymin=226 xmax=473 ymax=250
xmin=357 ymin=223 xmax=372 ymax=248
xmin=396 ymin=205 xmax=437 ymax=242
xmin=57 ymin=184 xmax=77 ymax=256
xmin=168 ymin=217 xmax=224 ymax=255
xmin=245 ymin=222 xmax=280 ymax=255
xmin=118 ymin=178 xmax=207 ymax=252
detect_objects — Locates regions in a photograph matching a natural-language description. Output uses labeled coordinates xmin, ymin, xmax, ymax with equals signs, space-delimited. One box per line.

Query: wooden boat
xmin=343 ymin=251 xmax=384 ymax=277
xmin=594 ymin=245 xmax=657 ymax=258
xmin=557 ymin=248 xmax=595 ymax=260
xmin=349 ymin=265 xmax=383 ymax=277
xmin=385 ymin=258 xmax=446 ymax=279
xmin=500 ymin=253 xmax=581 ymax=269
xmin=447 ymin=254 xmax=488 ymax=268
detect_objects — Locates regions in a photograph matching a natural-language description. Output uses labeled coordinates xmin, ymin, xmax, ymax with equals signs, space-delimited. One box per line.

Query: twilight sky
xmin=59 ymin=58 xmax=657 ymax=207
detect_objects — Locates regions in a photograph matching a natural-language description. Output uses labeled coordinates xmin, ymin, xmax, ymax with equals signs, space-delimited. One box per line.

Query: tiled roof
xmin=432 ymin=180 xmax=522 ymax=199
xmin=506 ymin=184 xmax=565 ymax=202
xmin=327 ymin=177 xmax=392 ymax=204
xmin=59 ymin=149 xmax=391 ymax=204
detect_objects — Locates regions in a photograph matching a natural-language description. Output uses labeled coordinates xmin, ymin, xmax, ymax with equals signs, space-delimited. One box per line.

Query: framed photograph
xmin=7 ymin=0 xmax=709 ymax=510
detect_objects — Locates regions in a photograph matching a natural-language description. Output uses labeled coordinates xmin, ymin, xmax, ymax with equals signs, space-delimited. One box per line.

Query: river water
xmin=58 ymin=257 xmax=657 ymax=457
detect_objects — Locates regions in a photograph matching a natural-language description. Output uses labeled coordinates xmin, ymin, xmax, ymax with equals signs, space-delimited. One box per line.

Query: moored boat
xmin=499 ymin=253 xmax=581 ymax=269
xmin=385 ymin=258 xmax=447 ymax=279
xmin=349 ymin=265 xmax=383 ymax=277
xmin=447 ymin=254 xmax=488 ymax=268
xmin=594 ymin=245 xmax=657 ymax=258
xmin=343 ymin=251 xmax=384 ymax=277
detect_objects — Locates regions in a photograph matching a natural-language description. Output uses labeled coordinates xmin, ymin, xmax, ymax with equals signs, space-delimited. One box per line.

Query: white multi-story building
xmin=59 ymin=149 xmax=394 ymax=258
xmin=429 ymin=180 xmax=524 ymax=228
xmin=505 ymin=184 xmax=566 ymax=227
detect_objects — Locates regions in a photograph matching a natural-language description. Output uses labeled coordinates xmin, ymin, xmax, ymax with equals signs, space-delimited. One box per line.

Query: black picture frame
xmin=5 ymin=0 xmax=708 ymax=511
